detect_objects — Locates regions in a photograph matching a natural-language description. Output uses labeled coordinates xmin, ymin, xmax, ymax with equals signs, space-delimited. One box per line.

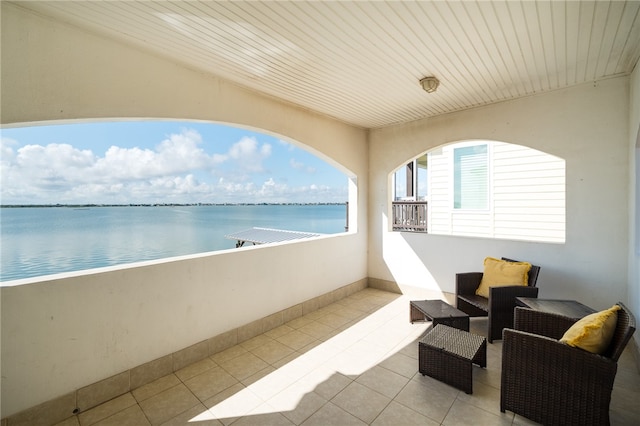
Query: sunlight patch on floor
xmin=189 ymin=296 xmax=428 ymax=422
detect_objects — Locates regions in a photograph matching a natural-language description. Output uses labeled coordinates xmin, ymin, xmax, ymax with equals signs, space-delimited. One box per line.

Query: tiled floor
xmin=54 ymin=288 xmax=640 ymax=426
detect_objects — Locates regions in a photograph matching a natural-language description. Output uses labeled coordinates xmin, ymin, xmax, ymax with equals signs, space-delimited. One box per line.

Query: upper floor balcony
xmin=392 ymin=201 xmax=428 ymax=233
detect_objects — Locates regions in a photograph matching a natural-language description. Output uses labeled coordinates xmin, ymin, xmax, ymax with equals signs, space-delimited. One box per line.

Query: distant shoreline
xmin=1 ymin=202 xmax=347 ymax=208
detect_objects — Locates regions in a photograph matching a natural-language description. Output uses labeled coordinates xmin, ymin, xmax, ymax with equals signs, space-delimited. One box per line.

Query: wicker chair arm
xmin=455 ymin=272 xmax=483 ymax=296
xmin=503 ymin=328 xmax=616 ymax=371
xmin=488 ymin=285 xmax=538 ymax=311
xmin=513 ymin=307 xmax=578 ymax=340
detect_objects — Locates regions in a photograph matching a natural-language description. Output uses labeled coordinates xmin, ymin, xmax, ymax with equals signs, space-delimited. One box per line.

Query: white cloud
xmin=289 ymin=158 xmax=304 ymax=170
xmin=0 ymin=128 xmax=346 ymax=205
xmin=1 ymin=129 xmax=220 ymax=204
xmin=93 ymin=129 xmax=212 ymax=181
xmin=227 ymin=137 xmax=271 ymax=172
xmin=290 ymin=158 xmax=316 ymax=174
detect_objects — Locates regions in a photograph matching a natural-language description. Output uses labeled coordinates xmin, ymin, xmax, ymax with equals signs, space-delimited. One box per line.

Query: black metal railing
xmin=392 ymin=201 xmax=428 ymax=232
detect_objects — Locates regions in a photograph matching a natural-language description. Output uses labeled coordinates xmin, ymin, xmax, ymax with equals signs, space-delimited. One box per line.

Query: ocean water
xmin=0 ymin=204 xmax=347 ymax=282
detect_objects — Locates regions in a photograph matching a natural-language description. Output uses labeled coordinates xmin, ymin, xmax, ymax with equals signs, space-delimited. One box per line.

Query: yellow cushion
xmin=475 ymin=257 xmax=532 ymax=298
xmin=560 ymin=305 xmax=620 ymax=354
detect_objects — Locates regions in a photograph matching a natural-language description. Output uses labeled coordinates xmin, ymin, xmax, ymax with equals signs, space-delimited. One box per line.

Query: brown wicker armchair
xmin=455 ymin=257 xmax=540 ymax=342
xmin=501 ymin=303 xmax=636 ymax=426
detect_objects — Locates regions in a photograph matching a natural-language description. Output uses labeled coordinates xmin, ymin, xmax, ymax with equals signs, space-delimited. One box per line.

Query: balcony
xmin=8 ymin=287 xmax=639 ymax=425
xmin=392 ymin=201 xmax=428 ymax=232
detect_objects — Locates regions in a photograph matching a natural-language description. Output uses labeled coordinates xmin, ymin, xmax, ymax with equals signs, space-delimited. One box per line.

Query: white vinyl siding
xmin=491 ymin=143 xmax=565 ymax=242
xmin=426 ymin=141 xmax=565 ymax=243
xmin=427 ymin=148 xmax=452 ymax=234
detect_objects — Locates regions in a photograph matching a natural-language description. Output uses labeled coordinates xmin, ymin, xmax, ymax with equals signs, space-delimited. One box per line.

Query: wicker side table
xmin=410 ymin=299 xmax=470 ymax=331
xmin=418 ymin=324 xmax=487 ymax=394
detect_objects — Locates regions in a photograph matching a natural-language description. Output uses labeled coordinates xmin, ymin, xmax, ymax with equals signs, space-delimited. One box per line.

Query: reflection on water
xmin=1 ymin=205 xmax=345 ymax=281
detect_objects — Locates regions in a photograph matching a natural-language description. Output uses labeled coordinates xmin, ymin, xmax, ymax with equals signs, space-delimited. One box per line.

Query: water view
xmin=0 ymin=204 xmax=347 ymax=282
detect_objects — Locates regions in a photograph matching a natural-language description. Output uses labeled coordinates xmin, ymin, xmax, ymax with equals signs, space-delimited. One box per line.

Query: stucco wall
xmin=0 ymin=4 xmax=368 ymax=417
xmin=369 ymin=77 xmax=630 ymax=310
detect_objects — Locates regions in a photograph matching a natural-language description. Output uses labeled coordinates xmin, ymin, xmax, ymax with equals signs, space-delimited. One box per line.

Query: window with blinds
xmin=453 ymin=144 xmax=488 ymax=209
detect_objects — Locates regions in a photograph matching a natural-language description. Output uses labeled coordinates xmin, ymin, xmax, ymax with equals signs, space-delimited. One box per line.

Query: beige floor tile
xmin=138 ymin=384 xmax=201 ymax=425
xmin=240 ymin=334 xmax=275 ymax=352
xmin=614 ymin=364 xmax=640 ymax=391
xmin=264 ymin=324 xmax=295 ymax=339
xmin=300 ymin=401 xmax=366 ymax=426
xmin=611 ymin=385 xmax=640 ymax=414
xmin=261 ymin=381 xmax=327 ymax=424
xmin=233 ymin=405 xmax=295 ymax=426
xmin=243 ymin=368 xmax=299 ymax=402
xmin=331 ymin=381 xmax=391 ymax=424
xmin=202 ymin=383 xmax=246 ymax=409
xmin=37 ymin=290 xmax=640 ymax=426
xmin=472 ymin=363 xmax=502 ymax=390
xmin=315 ymin=312 xmax=352 ymax=329
xmin=159 ymin=403 xmax=221 ymax=426
xmin=371 ymin=400 xmax=438 ymax=426
xmin=175 ymin=357 xmax=217 ymax=382
xmin=332 ymin=306 xmax=368 ymax=321
xmin=211 ymin=345 xmax=249 ymax=364
xmin=296 ymin=340 xmax=323 ymax=355
xmin=133 ymin=375 xmax=182 ymax=403
xmin=53 ymin=417 xmax=80 ymax=426
xmin=455 ymin=381 xmax=505 ymax=417
xmin=443 ymin=399 xmax=513 ymax=425
xmin=298 ymin=368 xmax=353 ymax=401
xmin=241 ymin=366 xmax=277 ymax=386
xmin=397 ymin=339 xmax=420 ymax=359
xmin=297 ymin=322 xmax=336 ymax=340
xmin=276 ymin=330 xmax=318 ymax=351
xmin=393 ymin=377 xmax=457 ymax=423
xmin=303 ymin=307 xmax=333 ymax=321
xmin=184 ymin=366 xmax=239 ymax=402
xmin=343 ymin=340 xmax=395 ymax=370
xmin=250 ymin=340 xmax=295 ymax=365
xmin=271 ymin=352 xmax=301 ymax=369
xmin=93 ymin=405 xmax=151 ymax=426
xmin=378 ymin=352 xmax=419 ymax=379
xmin=609 ymin=407 xmax=638 ymax=426
xmin=355 ymin=365 xmax=411 ymax=399
xmin=323 ymin=347 xmax=382 ymax=377
xmin=206 ymin=386 xmax=265 ymax=425
xmin=275 ymin=390 xmax=327 ymax=425
xmin=339 ymin=299 xmax=379 ymax=313
xmin=78 ymin=393 xmax=137 ymax=426
xmin=218 ymin=352 xmax=270 ymax=381
xmin=512 ymin=413 xmax=543 ymax=425
xmin=285 ymin=316 xmax=315 ymax=330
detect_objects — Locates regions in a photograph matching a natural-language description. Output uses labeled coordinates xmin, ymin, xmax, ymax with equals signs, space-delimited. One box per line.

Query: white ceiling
xmin=13 ymin=1 xmax=640 ymax=129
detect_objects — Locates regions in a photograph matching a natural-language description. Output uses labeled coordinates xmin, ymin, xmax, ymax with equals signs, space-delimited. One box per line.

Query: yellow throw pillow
xmin=560 ymin=305 xmax=620 ymax=354
xmin=475 ymin=257 xmax=532 ymax=298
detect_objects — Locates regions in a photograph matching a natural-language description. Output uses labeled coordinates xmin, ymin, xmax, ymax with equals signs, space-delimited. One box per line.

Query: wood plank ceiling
xmin=13 ymin=1 xmax=640 ymax=129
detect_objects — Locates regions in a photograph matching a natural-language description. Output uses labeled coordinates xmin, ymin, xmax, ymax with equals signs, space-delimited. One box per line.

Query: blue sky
xmin=0 ymin=121 xmax=348 ymax=205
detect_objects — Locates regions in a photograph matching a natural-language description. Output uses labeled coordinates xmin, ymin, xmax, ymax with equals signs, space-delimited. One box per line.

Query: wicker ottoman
xmin=418 ymin=324 xmax=487 ymax=394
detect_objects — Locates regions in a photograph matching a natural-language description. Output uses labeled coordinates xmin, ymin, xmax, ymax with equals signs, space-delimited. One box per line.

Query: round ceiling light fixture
xmin=420 ymin=76 xmax=440 ymax=93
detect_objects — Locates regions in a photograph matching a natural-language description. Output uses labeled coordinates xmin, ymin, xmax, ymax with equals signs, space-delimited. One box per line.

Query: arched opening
xmin=1 ymin=119 xmax=354 ymax=280
xmin=391 ymin=140 xmax=566 ymax=243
